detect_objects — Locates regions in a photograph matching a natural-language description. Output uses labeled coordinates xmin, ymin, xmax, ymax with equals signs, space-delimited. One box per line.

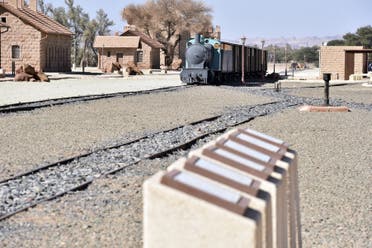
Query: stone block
xmin=144 ymin=170 xmax=262 ymax=248
xmin=144 ymin=128 xmax=301 ymax=248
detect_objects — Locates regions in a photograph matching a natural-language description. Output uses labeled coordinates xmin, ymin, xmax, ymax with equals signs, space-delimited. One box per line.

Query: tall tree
xmin=49 ymin=7 xmax=69 ymax=27
xmin=355 ymin=25 xmax=372 ymax=48
xmin=122 ymin=0 xmax=212 ymax=65
xmin=96 ymin=9 xmax=114 ymax=35
xmin=37 ymin=0 xmax=53 ymax=15
xmin=343 ymin=32 xmax=361 ymax=46
xmin=328 ymin=25 xmax=372 ymax=49
xmin=80 ymin=20 xmax=98 ymax=67
xmin=327 ymin=39 xmax=345 ymax=46
xmin=64 ymin=0 xmax=89 ymax=67
xmin=46 ymin=1 xmax=114 ymax=67
xmin=80 ymin=10 xmax=114 ymax=66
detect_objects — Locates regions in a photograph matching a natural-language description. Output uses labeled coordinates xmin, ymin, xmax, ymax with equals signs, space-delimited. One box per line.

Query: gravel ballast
xmin=0 ymin=86 xmax=274 ymax=181
xmin=0 ymin=108 xmax=370 ymax=247
xmin=0 ymin=82 xmax=371 ymax=247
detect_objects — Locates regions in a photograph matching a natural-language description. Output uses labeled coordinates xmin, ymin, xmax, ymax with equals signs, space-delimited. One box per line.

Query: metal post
xmin=323 ymin=73 xmax=331 ymax=106
xmin=273 ymin=46 xmax=276 ymax=73
xmin=261 ymin=40 xmax=265 ymax=79
xmin=241 ymin=36 xmax=246 ymax=84
xmin=285 ymin=45 xmax=288 ymax=76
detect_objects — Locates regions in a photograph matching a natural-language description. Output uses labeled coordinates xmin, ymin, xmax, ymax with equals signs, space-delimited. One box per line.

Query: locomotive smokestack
xmin=195 ymin=34 xmax=201 ymax=44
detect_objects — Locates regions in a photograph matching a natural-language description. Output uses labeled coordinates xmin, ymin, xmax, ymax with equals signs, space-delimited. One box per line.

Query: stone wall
xmin=40 ymin=34 xmax=72 ymax=72
xmin=98 ymin=48 xmax=136 ymax=70
xmin=320 ymin=46 xmax=365 ymax=80
xmin=97 ymin=42 xmax=160 ymax=70
xmin=0 ymin=6 xmax=72 ymax=73
xmin=137 ymin=42 xmax=152 ymax=69
xmin=0 ymin=7 xmax=41 ymax=72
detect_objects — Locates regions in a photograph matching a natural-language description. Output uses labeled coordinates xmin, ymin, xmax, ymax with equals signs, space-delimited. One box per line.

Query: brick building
xmin=94 ymin=26 xmax=164 ymax=70
xmin=0 ymin=0 xmax=72 ymax=73
xmin=320 ymin=46 xmax=371 ymax=80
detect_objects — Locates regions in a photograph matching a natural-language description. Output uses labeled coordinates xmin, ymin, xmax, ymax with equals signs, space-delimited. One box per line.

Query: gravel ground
xmin=287 ymin=83 xmax=372 ymax=104
xmin=247 ymin=109 xmax=372 ymax=248
xmin=0 ymin=86 xmax=273 ymax=181
xmin=1 ymin=108 xmax=370 ymax=248
xmin=0 ymin=83 xmax=371 ymax=247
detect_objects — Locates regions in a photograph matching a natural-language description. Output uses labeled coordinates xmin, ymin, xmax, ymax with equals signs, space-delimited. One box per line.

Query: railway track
xmin=0 ymin=85 xmax=190 ymax=114
xmin=1 ymin=84 xmax=371 ymax=222
xmin=0 ymin=100 xmax=298 ymax=221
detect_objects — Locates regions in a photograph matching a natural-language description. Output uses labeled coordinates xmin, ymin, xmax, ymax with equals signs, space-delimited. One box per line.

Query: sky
xmin=45 ymin=0 xmax=371 ymax=40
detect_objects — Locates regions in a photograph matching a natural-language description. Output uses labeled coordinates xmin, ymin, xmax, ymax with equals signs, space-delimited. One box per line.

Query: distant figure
xmin=291 ymin=62 xmax=298 ymax=71
xmin=368 ymin=62 xmax=372 ymax=72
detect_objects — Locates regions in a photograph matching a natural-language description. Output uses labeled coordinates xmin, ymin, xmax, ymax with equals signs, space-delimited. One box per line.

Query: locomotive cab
xmin=181 ymin=34 xmax=221 ymax=84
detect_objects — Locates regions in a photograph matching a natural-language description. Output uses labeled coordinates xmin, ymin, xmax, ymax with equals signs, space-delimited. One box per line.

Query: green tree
xmin=122 ymin=0 xmax=212 ymax=65
xmin=293 ymin=46 xmax=320 ymax=66
xmin=327 ymin=39 xmax=345 ymax=46
xmin=329 ymin=25 xmax=372 ymax=48
xmin=64 ymin=0 xmax=90 ymax=67
xmin=49 ymin=7 xmax=69 ymax=27
xmin=96 ymin=9 xmax=114 ymax=35
xmin=80 ymin=10 xmax=114 ymax=66
xmin=46 ymin=1 xmax=114 ymax=67
xmin=343 ymin=32 xmax=361 ymax=46
xmin=355 ymin=25 xmax=372 ymax=48
xmin=80 ymin=20 xmax=98 ymax=67
xmin=37 ymin=0 xmax=53 ymax=15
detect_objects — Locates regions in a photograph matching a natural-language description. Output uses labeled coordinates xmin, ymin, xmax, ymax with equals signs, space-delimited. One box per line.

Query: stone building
xmin=320 ymin=46 xmax=372 ymax=80
xmin=94 ymin=27 xmax=164 ymax=70
xmin=0 ymin=0 xmax=72 ymax=73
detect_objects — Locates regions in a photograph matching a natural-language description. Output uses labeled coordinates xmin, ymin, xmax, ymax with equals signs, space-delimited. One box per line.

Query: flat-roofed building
xmin=320 ymin=46 xmax=372 ymax=80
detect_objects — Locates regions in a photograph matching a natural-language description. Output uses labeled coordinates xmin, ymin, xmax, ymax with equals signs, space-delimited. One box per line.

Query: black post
xmin=323 ymin=73 xmax=331 ymax=106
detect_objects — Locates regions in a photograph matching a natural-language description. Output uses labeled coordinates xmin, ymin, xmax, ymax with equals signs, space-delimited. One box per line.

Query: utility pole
xmin=261 ymin=40 xmax=265 ymax=79
xmin=241 ymin=36 xmax=246 ymax=84
xmin=273 ymin=46 xmax=276 ymax=73
xmin=285 ymin=45 xmax=288 ymax=76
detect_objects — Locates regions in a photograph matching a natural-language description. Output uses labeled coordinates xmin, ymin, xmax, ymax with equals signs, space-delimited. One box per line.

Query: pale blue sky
xmin=45 ymin=0 xmax=371 ymax=39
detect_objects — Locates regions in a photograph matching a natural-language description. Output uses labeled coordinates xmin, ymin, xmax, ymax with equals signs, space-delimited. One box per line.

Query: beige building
xmin=0 ymin=0 xmax=72 ymax=73
xmin=94 ymin=27 xmax=164 ymax=70
xmin=320 ymin=46 xmax=371 ymax=80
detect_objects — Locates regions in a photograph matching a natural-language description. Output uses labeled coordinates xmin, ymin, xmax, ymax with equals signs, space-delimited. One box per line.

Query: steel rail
xmin=0 ymin=85 xmax=191 ymax=114
xmin=0 ymin=100 xmax=289 ymax=221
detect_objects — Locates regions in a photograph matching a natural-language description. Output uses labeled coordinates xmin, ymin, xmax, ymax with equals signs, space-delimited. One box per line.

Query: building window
xmin=136 ymin=50 xmax=143 ymax=63
xmin=107 ymin=51 xmax=111 ymax=57
xmin=1 ymin=17 xmax=6 ymax=23
xmin=12 ymin=45 xmax=20 ymax=59
xmin=116 ymin=53 xmax=123 ymax=63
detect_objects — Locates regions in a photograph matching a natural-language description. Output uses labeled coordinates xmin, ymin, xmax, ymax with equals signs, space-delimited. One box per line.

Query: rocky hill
xmin=226 ymin=35 xmax=343 ymax=48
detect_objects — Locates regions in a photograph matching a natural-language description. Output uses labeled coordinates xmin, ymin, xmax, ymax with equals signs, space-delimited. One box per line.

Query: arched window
xmin=12 ymin=45 xmax=20 ymax=59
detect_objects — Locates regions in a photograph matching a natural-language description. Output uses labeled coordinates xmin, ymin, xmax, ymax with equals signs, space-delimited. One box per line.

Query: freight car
xmin=180 ymin=34 xmax=267 ymax=84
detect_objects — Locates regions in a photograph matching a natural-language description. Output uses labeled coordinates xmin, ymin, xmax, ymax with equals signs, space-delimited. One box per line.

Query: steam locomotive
xmin=180 ymin=34 xmax=267 ymax=84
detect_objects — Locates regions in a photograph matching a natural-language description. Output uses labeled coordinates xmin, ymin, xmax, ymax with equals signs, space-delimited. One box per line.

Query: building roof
xmin=93 ymin=36 xmax=140 ymax=48
xmin=0 ymin=3 xmax=72 ymax=35
xmin=121 ymin=29 xmax=164 ymax=49
xmin=344 ymin=49 xmax=372 ymax=53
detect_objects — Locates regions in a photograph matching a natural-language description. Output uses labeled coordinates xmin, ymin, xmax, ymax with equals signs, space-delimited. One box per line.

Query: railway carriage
xmin=180 ymin=34 xmax=267 ymax=84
